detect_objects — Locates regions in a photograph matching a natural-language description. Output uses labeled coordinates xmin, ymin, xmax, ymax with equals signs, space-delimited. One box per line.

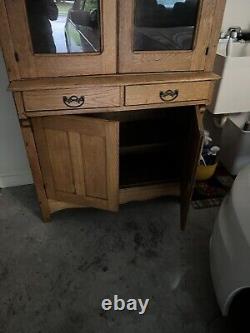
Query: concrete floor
xmin=0 ymin=185 xmax=228 ymax=333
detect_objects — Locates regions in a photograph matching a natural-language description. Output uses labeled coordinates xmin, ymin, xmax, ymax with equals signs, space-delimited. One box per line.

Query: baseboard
xmin=0 ymin=172 xmax=33 ymax=188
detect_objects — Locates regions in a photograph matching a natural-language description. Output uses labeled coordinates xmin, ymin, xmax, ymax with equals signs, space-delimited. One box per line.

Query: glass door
xmin=119 ymin=0 xmax=217 ymax=73
xmin=5 ymin=0 xmax=117 ymax=78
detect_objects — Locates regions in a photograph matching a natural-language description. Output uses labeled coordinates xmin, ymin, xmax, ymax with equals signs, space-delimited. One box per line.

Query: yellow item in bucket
xmin=196 ymin=163 xmax=218 ymax=181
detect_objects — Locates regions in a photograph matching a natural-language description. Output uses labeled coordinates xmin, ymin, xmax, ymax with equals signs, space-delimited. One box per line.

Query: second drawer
xmin=23 ymin=86 xmax=122 ymax=112
xmin=125 ymin=81 xmax=211 ymax=106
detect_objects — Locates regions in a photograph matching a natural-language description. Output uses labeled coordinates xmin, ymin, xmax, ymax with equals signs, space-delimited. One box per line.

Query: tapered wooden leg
xmin=21 ymin=120 xmax=51 ymax=222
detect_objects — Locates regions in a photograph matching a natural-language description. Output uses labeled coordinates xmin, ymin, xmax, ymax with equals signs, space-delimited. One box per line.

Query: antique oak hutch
xmin=0 ymin=0 xmax=226 ymax=229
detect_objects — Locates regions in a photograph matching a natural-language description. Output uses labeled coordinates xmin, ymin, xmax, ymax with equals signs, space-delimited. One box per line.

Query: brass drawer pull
xmin=63 ymin=95 xmax=85 ymax=108
xmin=159 ymin=89 xmax=179 ymax=102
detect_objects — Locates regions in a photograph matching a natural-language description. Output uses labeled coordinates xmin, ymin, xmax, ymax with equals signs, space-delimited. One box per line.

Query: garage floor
xmin=0 ymin=185 xmax=228 ymax=333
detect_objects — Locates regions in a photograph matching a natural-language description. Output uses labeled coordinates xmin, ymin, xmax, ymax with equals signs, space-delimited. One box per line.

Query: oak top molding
xmin=10 ymin=72 xmax=220 ymax=92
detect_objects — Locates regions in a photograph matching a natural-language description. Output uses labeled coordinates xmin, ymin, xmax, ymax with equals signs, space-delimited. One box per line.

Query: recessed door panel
xmin=81 ymin=134 xmax=107 ymax=199
xmin=45 ymin=129 xmax=76 ymax=194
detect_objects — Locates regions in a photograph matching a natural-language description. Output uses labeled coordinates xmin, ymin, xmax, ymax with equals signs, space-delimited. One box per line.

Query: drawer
xmin=23 ymin=86 xmax=121 ymax=112
xmin=125 ymin=81 xmax=211 ymax=106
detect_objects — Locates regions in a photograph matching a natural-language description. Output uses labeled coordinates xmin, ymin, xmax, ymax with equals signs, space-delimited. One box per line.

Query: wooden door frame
xmin=118 ymin=0 xmax=218 ymax=73
xmin=3 ymin=0 xmax=117 ymax=78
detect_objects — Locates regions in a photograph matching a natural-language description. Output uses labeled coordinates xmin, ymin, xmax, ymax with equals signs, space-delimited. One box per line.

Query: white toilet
xmin=210 ymin=164 xmax=250 ymax=316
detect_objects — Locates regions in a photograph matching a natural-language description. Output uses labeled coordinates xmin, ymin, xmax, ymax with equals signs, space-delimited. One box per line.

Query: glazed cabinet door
xmin=32 ymin=116 xmax=119 ymax=211
xmin=119 ymin=0 xmax=217 ymax=73
xmin=180 ymin=108 xmax=204 ymax=230
xmin=3 ymin=0 xmax=117 ymax=78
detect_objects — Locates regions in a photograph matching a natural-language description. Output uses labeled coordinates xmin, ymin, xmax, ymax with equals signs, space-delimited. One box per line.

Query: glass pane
xmin=134 ymin=0 xmax=200 ymax=51
xmin=25 ymin=0 xmax=101 ymax=54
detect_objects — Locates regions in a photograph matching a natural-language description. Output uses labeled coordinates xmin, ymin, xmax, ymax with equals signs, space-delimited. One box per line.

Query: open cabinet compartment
xmin=118 ymin=108 xmax=191 ymax=188
xmin=32 ymin=105 xmax=203 ymax=229
xmin=89 ymin=107 xmax=199 ymax=189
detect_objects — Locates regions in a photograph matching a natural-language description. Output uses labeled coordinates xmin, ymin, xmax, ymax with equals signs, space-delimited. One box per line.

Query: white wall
xmin=222 ymin=0 xmax=250 ymax=32
xmin=0 ymin=51 xmax=33 ymax=188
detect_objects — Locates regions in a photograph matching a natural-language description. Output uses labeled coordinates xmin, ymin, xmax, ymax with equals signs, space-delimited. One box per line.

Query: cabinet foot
xmin=40 ymin=205 xmax=51 ymax=223
xmin=180 ymin=206 xmax=189 ymax=231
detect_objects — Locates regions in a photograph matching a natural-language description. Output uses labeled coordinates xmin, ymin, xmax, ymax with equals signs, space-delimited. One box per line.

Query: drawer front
xmin=23 ymin=86 xmax=121 ymax=112
xmin=125 ymin=82 xmax=211 ymax=106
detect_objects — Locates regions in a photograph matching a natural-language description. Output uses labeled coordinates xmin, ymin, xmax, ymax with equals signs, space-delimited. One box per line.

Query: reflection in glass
xmin=134 ymin=0 xmax=200 ymax=51
xmin=25 ymin=0 xmax=101 ymax=54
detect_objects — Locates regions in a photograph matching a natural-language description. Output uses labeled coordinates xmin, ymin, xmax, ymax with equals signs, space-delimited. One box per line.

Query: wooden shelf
xmin=120 ymin=142 xmax=173 ymax=155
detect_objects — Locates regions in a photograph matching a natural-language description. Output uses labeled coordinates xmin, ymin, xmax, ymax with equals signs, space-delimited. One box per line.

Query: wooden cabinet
xmin=0 ymin=0 xmax=226 ymax=229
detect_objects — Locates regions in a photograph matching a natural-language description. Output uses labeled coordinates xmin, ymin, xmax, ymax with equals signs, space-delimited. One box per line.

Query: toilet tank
xmin=209 ymin=0 xmax=250 ymax=115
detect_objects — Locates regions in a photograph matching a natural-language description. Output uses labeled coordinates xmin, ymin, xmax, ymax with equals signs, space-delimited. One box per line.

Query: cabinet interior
xmin=87 ymin=106 xmax=193 ymax=189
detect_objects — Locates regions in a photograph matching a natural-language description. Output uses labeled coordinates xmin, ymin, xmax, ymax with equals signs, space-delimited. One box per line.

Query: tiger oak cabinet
xmin=0 ymin=0 xmax=226 ymax=229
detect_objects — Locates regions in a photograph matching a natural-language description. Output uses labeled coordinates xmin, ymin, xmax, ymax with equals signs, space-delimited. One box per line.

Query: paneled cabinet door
xmin=32 ymin=116 xmax=119 ymax=212
xmin=4 ymin=0 xmax=117 ymax=78
xmin=181 ymin=109 xmax=204 ymax=230
xmin=119 ymin=0 xmax=217 ymax=73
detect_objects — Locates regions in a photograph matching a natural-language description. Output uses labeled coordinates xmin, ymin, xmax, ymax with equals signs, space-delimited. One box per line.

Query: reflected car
xmin=134 ymin=0 xmax=199 ymax=51
xmin=64 ymin=0 xmax=100 ymax=53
